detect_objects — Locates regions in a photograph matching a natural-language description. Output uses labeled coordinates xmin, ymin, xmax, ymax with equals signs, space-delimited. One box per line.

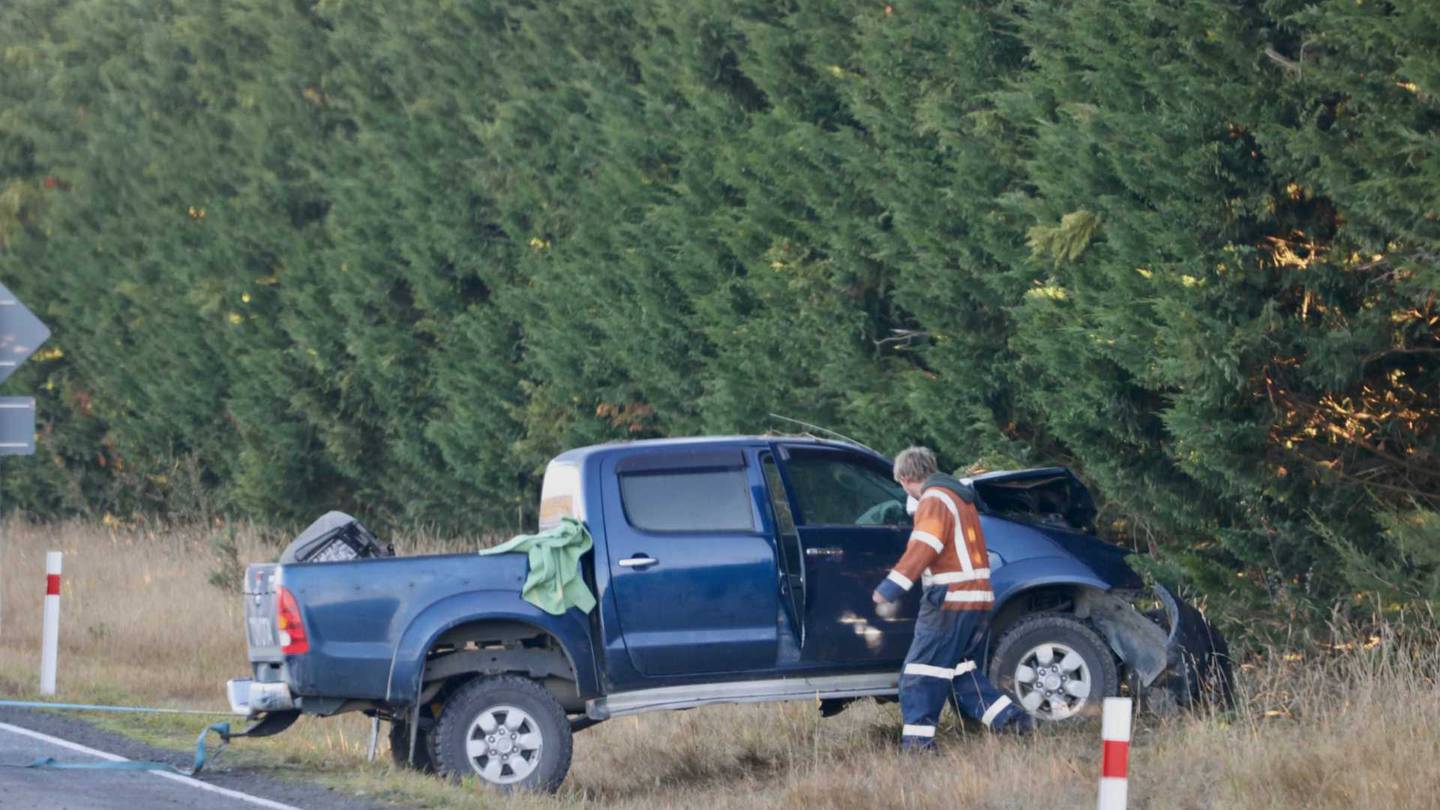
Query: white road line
xmin=0 ymin=720 xmax=304 ymax=810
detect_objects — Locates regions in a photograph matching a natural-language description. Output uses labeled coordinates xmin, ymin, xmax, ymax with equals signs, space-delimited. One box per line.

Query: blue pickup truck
xmin=227 ymin=436 xmax=1228 ymax=791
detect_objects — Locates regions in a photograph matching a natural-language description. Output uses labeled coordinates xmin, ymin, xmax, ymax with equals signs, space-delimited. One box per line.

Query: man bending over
xmin=873 ymin=446 xmax=1032 ymax=749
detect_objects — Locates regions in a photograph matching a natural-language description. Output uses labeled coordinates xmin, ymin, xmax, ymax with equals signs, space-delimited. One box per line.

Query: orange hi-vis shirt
xmin=873 ymin=481 xmax=993 ymax=611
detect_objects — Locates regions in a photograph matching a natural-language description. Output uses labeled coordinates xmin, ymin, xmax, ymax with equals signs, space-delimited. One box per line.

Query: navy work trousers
xmin=899 ymin=586 xmax=1025 ymax=748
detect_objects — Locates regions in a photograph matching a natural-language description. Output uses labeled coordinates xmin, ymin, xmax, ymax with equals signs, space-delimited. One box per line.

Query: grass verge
xmin=2 ymin=519 xmax=1437 ymax=809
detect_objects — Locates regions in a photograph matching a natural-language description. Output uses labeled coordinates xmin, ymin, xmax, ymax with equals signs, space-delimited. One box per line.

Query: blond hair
xmin=893 ymin=446 xmax=938 ymax=483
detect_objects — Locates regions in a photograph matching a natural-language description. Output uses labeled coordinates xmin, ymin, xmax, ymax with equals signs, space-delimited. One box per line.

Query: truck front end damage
xmin=973 ymin=467 xmax=1233 ymax=713
xmin=1075 ymin=584 xmax=1233 ymax=712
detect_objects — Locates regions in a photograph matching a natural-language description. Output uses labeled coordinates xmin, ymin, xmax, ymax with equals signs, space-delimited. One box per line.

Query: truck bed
xmin=245 ymin=552 xmax=531 ymax=700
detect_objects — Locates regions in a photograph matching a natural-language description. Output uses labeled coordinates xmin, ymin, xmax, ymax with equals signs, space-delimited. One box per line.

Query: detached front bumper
xmin=226 ymin=677 xmax=297 ymax=717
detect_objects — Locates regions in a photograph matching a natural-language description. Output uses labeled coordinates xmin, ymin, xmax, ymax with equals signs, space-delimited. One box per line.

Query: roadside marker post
xmin=1097 ymin=696 xmax=1132 ymax=810
xmin=39 ymin=550 xmax=61 ymax=695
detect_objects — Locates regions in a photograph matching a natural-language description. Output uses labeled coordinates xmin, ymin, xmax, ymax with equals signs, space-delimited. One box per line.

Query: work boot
xmin=901 ymin=737 xmax=939 ymax=754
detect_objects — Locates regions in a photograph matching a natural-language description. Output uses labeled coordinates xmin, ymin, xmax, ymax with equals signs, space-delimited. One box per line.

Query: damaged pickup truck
xmin=227 ymin=436 xmax=1230 ymax=791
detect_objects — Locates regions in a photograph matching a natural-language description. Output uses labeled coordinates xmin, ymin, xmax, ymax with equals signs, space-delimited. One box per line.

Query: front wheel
xmin=989 ymin=613 xmax=1118 ymax=722
xmin=432 ymin=674 xmax=573 ymax=792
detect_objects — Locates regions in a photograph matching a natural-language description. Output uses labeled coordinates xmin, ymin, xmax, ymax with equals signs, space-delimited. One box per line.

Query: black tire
xmin=988 ymin=613 xmax=1119 ymax=723
xmin=432 ymin=675 xmax=573 ymax=793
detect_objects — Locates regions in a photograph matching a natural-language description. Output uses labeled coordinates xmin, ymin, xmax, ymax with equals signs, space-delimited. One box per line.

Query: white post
xmin=39 ymin=551 xmax=61 ymax=695
xmin=1097 ymin=696 xmax=1132 ymax=810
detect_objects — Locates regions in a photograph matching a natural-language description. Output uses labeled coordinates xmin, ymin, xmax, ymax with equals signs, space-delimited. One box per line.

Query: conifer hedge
xmin=2 ymin=0 xmax=1436 ymax=626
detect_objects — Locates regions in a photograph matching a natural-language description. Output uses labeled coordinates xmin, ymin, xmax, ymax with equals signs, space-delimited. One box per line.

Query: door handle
xmin=618 ymin=555 xmax=658 ymax=569
xmin=805 ymin=547 xmax=844 ymax=559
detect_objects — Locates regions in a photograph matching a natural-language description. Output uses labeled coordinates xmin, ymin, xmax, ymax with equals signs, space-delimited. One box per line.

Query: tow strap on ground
xmin=25 ymin=721 xmax=233 ymax=775
xmin=0 ymin=699 xmax=242 ymax=776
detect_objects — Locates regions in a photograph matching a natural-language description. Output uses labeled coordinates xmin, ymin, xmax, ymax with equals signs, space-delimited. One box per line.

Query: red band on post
xmin=1101 ymin=739 xmax=1129 ymax=778
xmin=45 ymin=574 xmax=61 ymax=596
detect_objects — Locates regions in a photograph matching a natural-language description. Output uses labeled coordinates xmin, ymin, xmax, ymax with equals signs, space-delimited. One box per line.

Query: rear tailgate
xmin=244 ymin=563 xmax=283 ymax=662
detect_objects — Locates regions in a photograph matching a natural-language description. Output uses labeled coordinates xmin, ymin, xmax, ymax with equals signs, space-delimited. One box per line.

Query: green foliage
xmin=1322 ymin=503 xmax=1440 ymax=606
xmin=0 ymin=0 xmax=1435 ymax=622
xmin=1027 ymin=211 xmax=1102 ymax=268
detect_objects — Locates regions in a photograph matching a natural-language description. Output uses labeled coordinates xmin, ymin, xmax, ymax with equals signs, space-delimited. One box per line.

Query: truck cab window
xmin=782 ymin=452 xmax=909 ymax=527
xmin=619 ymin=469 xmax=756 ymax=532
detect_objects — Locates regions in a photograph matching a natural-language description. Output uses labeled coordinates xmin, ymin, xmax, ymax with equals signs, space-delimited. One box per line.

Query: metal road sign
xmin=0 ymin=397 xmax=35 ymax=456
xmin=0 ymin=281 xmax=51 ymax=386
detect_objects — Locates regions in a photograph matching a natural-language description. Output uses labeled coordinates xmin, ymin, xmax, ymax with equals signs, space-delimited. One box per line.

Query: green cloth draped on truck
xmin=479 ymin=517 xmax=597 ymax=616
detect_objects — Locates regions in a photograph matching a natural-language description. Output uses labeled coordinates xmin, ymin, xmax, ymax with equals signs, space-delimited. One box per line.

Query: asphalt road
xmin=0 ymin=707 xmax=392 ymax=810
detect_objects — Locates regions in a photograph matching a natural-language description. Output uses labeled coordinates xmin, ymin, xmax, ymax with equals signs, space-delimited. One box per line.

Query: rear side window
xmin=620 ymin=469 xmax=755 ymax=532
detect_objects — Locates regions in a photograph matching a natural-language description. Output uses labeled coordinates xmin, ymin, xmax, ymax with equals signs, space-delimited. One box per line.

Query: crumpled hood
xmin=968 ymin=466 xmax=1141 ymax=589
xmin=969 ymin=467 xmax=1097 ymax=530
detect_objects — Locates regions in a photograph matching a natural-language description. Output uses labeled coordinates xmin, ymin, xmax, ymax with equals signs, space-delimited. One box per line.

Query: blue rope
xmin=0 ymin=697 xmax=228 ymax=714
xmin=0 ymin=699 xmax=231 ymax=716
xmin=0 ymin=700 xmax=239 ymax=775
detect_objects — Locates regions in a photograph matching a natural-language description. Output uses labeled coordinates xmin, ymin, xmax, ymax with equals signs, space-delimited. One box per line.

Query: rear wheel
xmin=989 ymin=613 xmax=1118 ymax=722
xmin=432 ymin=674 xmax=572 ymax=792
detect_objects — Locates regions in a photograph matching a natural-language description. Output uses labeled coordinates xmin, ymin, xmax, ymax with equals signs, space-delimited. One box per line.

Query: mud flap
xmin=1076 ymin=589 xmax=1170 ymax=687
xmin=239 ymin=709 xmax=300 ymax=738
xmin=1075 ymin=585 xmax=1233 ymax=715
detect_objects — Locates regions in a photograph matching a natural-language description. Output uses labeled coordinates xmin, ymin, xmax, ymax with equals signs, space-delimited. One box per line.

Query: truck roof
xmin=551 ymin=438 xmax=1079 ymax=489
xmin=549 ymin=435 xmax=874 ymax=467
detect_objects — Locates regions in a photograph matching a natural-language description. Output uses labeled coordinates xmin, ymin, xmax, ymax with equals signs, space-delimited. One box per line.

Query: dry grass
xmin=2 ymin=519 xmax=1438 ymax=809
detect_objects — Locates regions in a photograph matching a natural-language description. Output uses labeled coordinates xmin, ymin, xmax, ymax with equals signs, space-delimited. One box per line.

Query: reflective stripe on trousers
xmin=899 ymin=586 xmax=1023 ymax=745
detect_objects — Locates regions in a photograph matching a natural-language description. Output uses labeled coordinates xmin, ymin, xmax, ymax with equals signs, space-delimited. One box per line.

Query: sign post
xmin=0 ymin=281 xmax=50 ymax=636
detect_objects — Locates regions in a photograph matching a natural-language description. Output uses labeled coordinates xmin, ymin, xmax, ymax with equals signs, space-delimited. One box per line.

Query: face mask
xmin=906 ymin=495 xmax=919 ymax=516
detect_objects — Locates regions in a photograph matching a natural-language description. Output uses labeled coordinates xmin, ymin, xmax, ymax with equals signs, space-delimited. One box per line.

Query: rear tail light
xmin=276 ymin=586 xmax=309 ymax=655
